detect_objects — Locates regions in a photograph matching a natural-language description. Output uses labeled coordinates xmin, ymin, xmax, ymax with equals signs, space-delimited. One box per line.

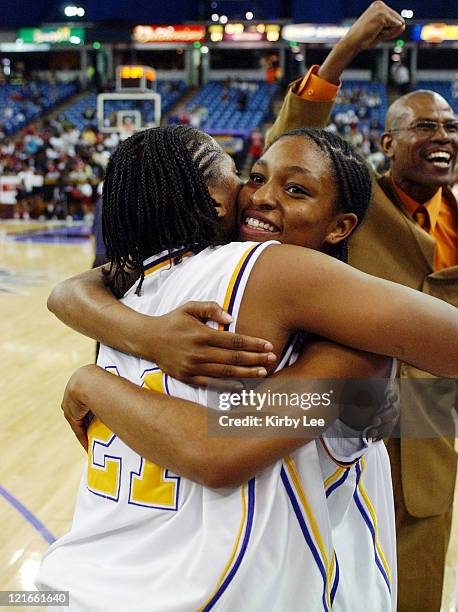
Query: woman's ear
xmin=214 ymin=203 xmax=226 ymax=219
xmin=325 ymin=213 xmax=358 ymax=245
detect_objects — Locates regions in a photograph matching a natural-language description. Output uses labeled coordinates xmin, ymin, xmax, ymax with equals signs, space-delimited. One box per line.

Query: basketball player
xmin=39 ymin=127 xmax=458 ymax=611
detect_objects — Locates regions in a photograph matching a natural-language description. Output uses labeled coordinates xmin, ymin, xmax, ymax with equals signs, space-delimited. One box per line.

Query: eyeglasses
xmin=389 ymin=120 xmax=458 ymax=135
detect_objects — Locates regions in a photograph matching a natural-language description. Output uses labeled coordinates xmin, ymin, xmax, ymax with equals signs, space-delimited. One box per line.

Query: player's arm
xmin=265 ymin=1 xmax=405 ymax=146
xmin=62 ymin=340 xmax=393 ymax=488
xmin=317 ymin=1 xmax=405 ymax=85
xmin=47 ymin=266 xmax=276 ymax=382
xmin=246 ymin=245 xmax=458 ymax=378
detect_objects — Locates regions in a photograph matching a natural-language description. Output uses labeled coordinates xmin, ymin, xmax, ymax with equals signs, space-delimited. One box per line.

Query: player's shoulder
xmin=253 ymin=242 xmax=332 ymax=272
xmin=192 ymin=240 xmax=279 ymax=268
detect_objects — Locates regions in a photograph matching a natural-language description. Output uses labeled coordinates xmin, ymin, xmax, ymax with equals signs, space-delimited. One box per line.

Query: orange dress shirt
xmin=294 ymin=65 xmax=458 ymax=271
xmin=392 ymin=182 xmax=458 ymax=270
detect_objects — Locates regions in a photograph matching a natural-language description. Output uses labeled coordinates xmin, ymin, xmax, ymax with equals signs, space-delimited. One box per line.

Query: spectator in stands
xmin=391 ymin=60 xmax=410 ymax=95
xmin=237 ymin=89 xmax=248 ymax=112
xmin=83 ymin=107 xmax=95 ymax=121
xmin=81 ymin=124 xmax=97 ymax=146
xmin=17 ymin=161 xmax=36 ymax=214
xmin=248 ymin=128 xmax=264 ymax=162
xmin=189 ymin=107 xmax=202 ymax=129
xmin=178 ymin=107 xmax=190 ymax=125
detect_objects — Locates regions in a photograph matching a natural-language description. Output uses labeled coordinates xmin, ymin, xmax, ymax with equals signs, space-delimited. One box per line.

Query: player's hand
xmin=151 ymin=301 xmax=277 ymax=386
xmin=344 ymin=1 xmax=405 ymax=51
xmin=366 ymin=387 xmax=400 ymax=441
xmin=61 ymin=368 xmax=92 ymax=452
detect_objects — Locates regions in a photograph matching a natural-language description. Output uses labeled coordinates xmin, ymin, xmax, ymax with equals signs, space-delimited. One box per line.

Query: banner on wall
xmin=282 ymin=23 xmax=350 ymax=44
xmin=412 ymin=23 xmax=458 ymax=43
xmin=18 ymin=27 xmax=85 ymax=45
xmin=133 ymin=25 xmax=205 ymax=43
xmin=207 ymin=23 xmax=281 ymax=43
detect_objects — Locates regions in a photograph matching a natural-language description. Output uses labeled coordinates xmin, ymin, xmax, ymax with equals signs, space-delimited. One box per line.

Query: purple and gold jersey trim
xmin=319 ymin=437 xmax=363 ymax=468
xmin=281 ymin=456 xmax=332 ymax=611
xmin=220 ymin=242 xmax=266 ymax=331
xmin=353 ymin=459 xmax=392 ymax=593
xmin=144 ymin=249 xmax=193 ymax=277
xmin=199 ymin=479 xmax=256 ymax=611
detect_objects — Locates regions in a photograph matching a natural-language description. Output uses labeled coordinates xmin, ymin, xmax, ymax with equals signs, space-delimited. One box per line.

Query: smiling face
xmin=382 ymin=91 xmax=458 ymax=200
xmin=237 ymin=136 xmax=358 ymax=250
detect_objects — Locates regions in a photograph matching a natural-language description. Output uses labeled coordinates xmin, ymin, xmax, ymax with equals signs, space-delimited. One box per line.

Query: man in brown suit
xmin=267 ymin=5 xmax=458 ymax=610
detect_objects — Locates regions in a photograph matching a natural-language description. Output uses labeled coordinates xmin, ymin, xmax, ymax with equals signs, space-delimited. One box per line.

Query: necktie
xmin=414 ymin=206 xmax=430 ymax=231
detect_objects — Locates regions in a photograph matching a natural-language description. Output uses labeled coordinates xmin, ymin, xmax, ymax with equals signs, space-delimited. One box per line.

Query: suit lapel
xmin=378 ymin=174 xmax=435 ymax=273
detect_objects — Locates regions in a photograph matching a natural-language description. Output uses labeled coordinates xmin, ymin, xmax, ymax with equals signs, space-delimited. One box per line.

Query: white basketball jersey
xmin=318 ymin=435 xmax=397 ymax=611
xmin=38 ymin=241 xmax=396 ymax=611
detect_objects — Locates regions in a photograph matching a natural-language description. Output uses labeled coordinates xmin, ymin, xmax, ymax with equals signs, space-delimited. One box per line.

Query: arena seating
xmin=0 ymin=81 xmax=78 ymax=135
xmin=57 ymin=92 xmax=98 ymax=130
xmin=331 ymin=81 xmax=388 ymax=130
xmin=182 ymin=81 xmax=278 ymax=132
xmin=414 ymin=81 xmax=458 ymax=113
xmin=325 ymin=81 xmax=388 ymax=171
xmin=58 ymin=81 xmax=187 ymax=131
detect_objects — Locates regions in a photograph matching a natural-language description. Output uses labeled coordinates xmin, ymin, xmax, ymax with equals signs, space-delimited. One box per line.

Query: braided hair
xmin=269 ymin=128 xmax=372 ymax=263
xmin=102 ymin=125 xmax=227 ymax=295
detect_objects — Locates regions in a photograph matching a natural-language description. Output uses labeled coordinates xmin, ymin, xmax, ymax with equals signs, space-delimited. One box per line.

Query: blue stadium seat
xmin=182 ymin=81 xmax=278 ymax=135
xmin=0 ymin=81 xmax=78 ymax=135
xmin=330 ymin=81 xmax=388 ymax=136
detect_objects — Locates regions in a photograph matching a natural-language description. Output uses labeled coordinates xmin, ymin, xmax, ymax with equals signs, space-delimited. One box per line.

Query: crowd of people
xmin=0 ymin=118 xmax=122 ymax=220
xmin=0 ymin=70 xmax=452 ymax=225
xmin=1 ymin=77 xmax=277 ymax=220
xmin=326 ymin=85 xmax=388 ymax=172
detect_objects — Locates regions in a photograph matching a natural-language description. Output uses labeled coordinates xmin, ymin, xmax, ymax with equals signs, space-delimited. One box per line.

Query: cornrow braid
xmin=269 ymin=128 xmax=372 ymax=263
xmin=102 ymin=126 xmax=227 ymax=295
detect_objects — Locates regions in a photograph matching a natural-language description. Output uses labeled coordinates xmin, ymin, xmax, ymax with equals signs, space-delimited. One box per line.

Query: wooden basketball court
xmin=0 ymin=225 xmax=457 ymax=611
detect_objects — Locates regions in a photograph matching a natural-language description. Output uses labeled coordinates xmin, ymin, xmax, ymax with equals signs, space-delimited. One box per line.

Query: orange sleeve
xmin=295 ymin=65 xmax=340 ymax=101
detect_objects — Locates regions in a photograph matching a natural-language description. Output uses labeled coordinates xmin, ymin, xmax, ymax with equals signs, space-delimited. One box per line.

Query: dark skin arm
xmin=317 ymin=1 xmax=405 ymax=85
xmin=48 ymin=265 xmax=276 ymax=383
xmin=239 ymin=245 xmax=458 ymax=378
xmin=63 ymin=339 xmax=392 ymax=488
xmin=62 ymin=244 xmax=456 ymax=491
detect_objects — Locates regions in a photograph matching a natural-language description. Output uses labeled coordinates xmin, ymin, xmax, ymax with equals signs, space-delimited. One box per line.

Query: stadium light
xmin=401 ymin=9 xmax=414 ymax=19
xmin=245 ymin=11 xmax=254 ymax=20
xmin=64 ymin=6 xmax=77 ymax=17
xmin=64 ymin=5 xmax=85 ymax=18
xmin=211 ymin=13 xmax=219 ymax=22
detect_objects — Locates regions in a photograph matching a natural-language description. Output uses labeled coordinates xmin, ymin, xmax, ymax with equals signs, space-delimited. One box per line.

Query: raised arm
xmin=48 ymin=266 xmax=276 ymax=383
xmin=243 ymin=244 xmax=458 ymax=378
xmin=265 ymin=1 xmax=405 ymax=146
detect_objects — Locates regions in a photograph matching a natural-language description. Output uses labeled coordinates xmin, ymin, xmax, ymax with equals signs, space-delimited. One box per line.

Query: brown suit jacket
xmin=267 ymin=81 xmax=458 ymax=518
